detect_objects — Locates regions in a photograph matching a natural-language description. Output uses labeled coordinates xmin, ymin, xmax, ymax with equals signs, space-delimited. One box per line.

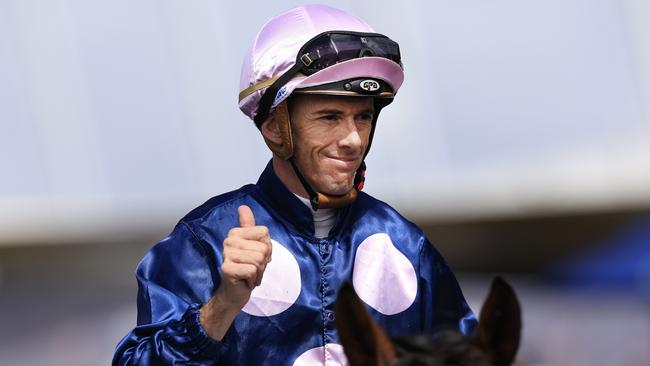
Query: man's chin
xmin=316 ymin=182 xmax=355 ymax=197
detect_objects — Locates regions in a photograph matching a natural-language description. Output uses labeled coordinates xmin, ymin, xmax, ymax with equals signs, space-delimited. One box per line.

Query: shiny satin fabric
xmin=113 ymin=161 xmax=476 ymax=365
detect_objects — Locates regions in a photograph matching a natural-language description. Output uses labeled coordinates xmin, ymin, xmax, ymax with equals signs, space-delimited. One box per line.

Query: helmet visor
xmin=298 ymin=31 xmax=402 ymax=75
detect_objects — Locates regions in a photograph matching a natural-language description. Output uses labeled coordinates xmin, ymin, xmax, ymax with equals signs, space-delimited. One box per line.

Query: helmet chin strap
xmin=289 ymin=158 xmax=365 ymax=211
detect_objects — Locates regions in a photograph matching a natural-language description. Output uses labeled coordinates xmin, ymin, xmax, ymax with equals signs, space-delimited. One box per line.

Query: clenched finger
xmin=224 ymin=238 xmax=272 ymax=259
xmin=221 ymin=261 xmax=258 ymax=289
xmin=255 ymin=262 xmax=267 ymax=286
xmin=226 ymin=248 xmax=267 ymax=268
xmin=226 ymin=249 xmax=268 ymax=287
xmin=228 ymin=226 xmax=270 ymax=241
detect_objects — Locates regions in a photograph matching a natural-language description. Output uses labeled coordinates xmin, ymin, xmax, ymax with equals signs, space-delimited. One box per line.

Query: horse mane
xmin=335 ymin=277 xmax=521 ymax=366
xmin=390 ymin=331 xmax=491 ymax=366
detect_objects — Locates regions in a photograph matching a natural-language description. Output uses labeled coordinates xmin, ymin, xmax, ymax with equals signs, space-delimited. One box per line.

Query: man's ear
xmin=478 ymin=277 xmax=521 ymax=366
xmin=260 ymin=101 xmax=294 ymax=160
xmin=335 ymin=283 xmax=397 ymax=366
xmin=260 ymin=112 xmax=282 ymax=145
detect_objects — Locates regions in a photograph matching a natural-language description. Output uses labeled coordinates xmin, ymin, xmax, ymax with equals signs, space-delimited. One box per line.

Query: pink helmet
xmin=238 ymin=4 xmax=404 ymax=123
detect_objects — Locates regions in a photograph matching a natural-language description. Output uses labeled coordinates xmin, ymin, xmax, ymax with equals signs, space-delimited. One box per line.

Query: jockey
xmin=113 ymin=4 xmax=476 ymax=365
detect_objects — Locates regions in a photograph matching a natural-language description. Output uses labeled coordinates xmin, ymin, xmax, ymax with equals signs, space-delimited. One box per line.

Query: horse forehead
xmin=390 ymin=333 xmax=491 ymax=366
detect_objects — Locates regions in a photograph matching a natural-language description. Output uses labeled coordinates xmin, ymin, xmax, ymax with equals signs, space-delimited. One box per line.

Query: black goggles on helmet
xmin=253 ymin=31 xmax=402 ymax=127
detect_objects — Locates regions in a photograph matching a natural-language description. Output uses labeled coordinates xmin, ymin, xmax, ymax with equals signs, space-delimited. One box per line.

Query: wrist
xmin=185 ymin=304 xmax=230 ymax=359
xmin=199 ymin=291 xmax=243 ymax=341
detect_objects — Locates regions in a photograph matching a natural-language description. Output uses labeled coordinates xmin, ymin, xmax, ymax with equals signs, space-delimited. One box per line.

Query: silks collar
xmin=253 ymin=160 xmax=354 ymax=239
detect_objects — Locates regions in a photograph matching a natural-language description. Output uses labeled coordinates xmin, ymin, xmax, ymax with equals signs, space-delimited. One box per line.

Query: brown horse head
xmin=335 ymin=277 xmax=521 ymax=366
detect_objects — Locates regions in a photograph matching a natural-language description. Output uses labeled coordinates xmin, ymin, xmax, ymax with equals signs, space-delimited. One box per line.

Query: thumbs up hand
xmin=200 ymin=205 xmax=273 ymax=340
xmin=218 ymin=205 xmax=273 ymax=307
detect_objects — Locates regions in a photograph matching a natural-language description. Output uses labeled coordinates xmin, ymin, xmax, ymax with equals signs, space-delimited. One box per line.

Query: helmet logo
xmin=360 ymin=80 xmax=380 ymax=92
xmin=274 ymin=85 xmax=289 ymax=105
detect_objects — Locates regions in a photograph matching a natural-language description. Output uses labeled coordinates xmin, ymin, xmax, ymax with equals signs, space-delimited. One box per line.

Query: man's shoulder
xmin=180 ymin=184 xmax=256 ymax=224
xmin=355 ymin=191 xmax=424 ymax=234
xmin=148 ymin=184 xmax=257 ymax=255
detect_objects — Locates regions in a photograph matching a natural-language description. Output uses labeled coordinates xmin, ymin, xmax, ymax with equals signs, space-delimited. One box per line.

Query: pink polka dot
xmin=293 ymin=343 xmax=348 ymax=366
xmin=352 ymin=233 xmax=417 ymax=315
xmin=242 ymin=239 xmax=301 ymax=317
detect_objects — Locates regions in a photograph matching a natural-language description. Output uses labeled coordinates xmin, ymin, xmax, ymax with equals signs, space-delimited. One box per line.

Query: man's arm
xmin=418 ymin=236 xmax=477 ymax=335
xmin=113 ymin=205 xmax=272 ymax=365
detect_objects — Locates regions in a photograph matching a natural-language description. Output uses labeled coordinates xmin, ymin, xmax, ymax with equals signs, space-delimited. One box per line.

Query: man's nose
xmin=337 ymin=118 xmax=363 ymax=150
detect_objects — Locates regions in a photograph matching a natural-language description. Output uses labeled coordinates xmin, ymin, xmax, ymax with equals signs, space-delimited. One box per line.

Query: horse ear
xmin=335 ymin=283 xmax=397 ymax=366
xmin=478 ymin=277 xmax=521 ymax=366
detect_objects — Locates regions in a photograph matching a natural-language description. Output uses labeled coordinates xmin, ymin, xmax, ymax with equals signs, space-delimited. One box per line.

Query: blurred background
xmin=1 ymin=0 xmax=649 ymax=365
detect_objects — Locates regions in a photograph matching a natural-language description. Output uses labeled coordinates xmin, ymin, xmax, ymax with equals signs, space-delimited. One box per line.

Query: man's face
xmin=289 ymin=94 xmax=375 ymax=196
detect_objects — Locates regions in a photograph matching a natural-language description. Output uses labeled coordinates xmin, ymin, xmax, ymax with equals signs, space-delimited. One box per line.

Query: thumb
xmin=238 ymin=205 xmax=256 ymax=228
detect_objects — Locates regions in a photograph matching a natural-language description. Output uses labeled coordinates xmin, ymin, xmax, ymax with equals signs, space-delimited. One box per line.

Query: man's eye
xmin=358 ymin=114 xmax=374 ymax=122
xmin=321 ymin=115 xmax=338 ymax=121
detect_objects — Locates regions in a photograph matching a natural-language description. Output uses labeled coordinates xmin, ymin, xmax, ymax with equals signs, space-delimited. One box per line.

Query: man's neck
xmin=272 ymin=157 xmax=309 ymax=198
xmin=293 ymin=193 xmax=338 ymax=239
xmin=271 ymin=156 xmax=341 ymax=238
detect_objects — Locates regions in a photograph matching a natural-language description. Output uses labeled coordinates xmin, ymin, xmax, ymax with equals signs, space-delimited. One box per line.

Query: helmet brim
xmin=272 ymin=57 xmax=404 ymax=108
xmin=274 ymin=57 xmax=404 ymax=108
xmin=239 ymin=57 xmax=404 ymax=121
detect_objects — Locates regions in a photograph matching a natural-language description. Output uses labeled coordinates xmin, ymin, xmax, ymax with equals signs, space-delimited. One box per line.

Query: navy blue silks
xmin=113 ymin=161 xmax=476 ymax=365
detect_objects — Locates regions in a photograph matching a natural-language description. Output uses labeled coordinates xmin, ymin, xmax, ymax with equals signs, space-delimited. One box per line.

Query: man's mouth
xmin=326 ymin=156 xmax=360 ymax=169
